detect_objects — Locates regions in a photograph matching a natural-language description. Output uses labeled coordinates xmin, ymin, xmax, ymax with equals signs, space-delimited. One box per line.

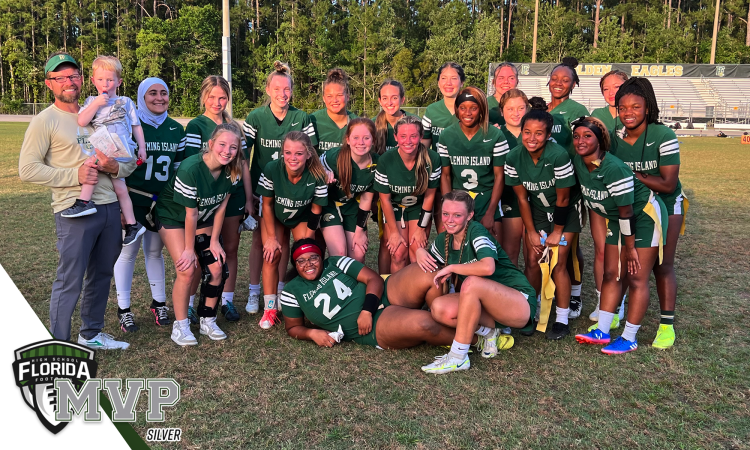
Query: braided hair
xmin=614 ymin=77 xmax=660 ymax=125
xmin=441 ymin=190 xmax=475 ymax=294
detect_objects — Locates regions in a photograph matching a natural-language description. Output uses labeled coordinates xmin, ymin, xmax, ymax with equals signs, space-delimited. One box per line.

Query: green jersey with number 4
xmin=279 ymin=256 xmax=367 ymax=340
xmin=127 ymin=118 xmax=185 ymax=207
xmin=256 ymin=159 xmax=328 ymax=227
xmin=504 ymin=141 xmax=580 ymax=214
xmin=373 ymin=148 xmax=441 ymax=212
xmin=421 ymin=100 xmax=459 ymax=151
xmin=155 ymin=154 xmax=236 ymax=227
xmin=310 ymin=109 xmax=359 ymax=154
xmin=243 ymin=105 xmax=317 ymax=194
xmin=573 ymin=152 xmax=651 ymax=220
xmin=437 ymin=123 xmax=508 ymax=192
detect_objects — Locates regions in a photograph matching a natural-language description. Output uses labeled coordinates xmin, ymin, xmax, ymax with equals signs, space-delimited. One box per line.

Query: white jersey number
xmin=313 ymin=278 xmax=353 ymax=319
xmin=144 ymin=155 xmax=170 ymax=182
xmin=283 ymin=208 xmax=298 ymax=220
xmin=461 ymin=168 xmax=479 ymax=190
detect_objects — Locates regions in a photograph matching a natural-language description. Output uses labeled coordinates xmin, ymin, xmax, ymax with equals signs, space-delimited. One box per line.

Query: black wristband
xmin=553 ymin=204 xmax=570 ymax=226
xmin=356 ymin=208 xmax=371 ymax=229
xmin=362 ymin=293 xmax=380 ymax=315
xmin=418 ymin=209 xmax=432 ymax=228
xmin=307 ymin=212 xmax=322 ymax=231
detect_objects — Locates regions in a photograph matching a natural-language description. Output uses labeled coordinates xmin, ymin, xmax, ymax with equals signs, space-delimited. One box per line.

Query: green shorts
xmin=320 ymin=201 xmax=358 ymax=233
xmin=225 ymin=182 xmax=246 ymax=218
xmin=351 ymin=278 xmax=392 ymax=347
xmin=132 ymin=202 xmax=159 ymax=233
xmin=500 ymin=186 xmax=521 ymax=219
xmin=471 ymin=191 xmax=503 ymax=223
xmin=532 ymin=199 xmax=583 ymax=234
xmin=658 ymin=188 xmax=686 ymax=217
xmin=606 ymin=195 xmax=668 ymax=248
xmin=383 ymin=204 xmax=420 ymax=228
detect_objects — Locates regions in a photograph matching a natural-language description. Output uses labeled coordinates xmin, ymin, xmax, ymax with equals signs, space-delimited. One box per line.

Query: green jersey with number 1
xmin=279 ymin=256 xmax=367 ymax=341
xmin=127 ymin=118 xmax=185 ymax=207
xmin=437 ymin=123 xmax=508 ymax=192
xmin=256 ymin=159 xmax=328 ymax=227
xmin=373 ymin=148 xmax=441 ymax=213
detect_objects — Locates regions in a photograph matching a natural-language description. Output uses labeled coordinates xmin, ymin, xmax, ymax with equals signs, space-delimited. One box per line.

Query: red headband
xmin=292 ymin=243 xmax=322 ymax=261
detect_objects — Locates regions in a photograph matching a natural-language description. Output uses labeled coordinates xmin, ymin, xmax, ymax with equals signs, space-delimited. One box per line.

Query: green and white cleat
xmin=652 ymin=324 xmax=675 ymax=349
xmin=421 ymin=353 xmax=470 ymax=374
xmin=77 ymin=332 xmax=129 ymax=350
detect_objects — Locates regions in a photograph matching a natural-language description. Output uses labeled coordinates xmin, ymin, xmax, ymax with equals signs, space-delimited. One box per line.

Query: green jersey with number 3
xmin=243 ymin=105 xmax=317 ymax=194
xmin=127 ymin=118 xmax=185 ymax=207
xmin=421 ymin=100 xmax=459 ymax=151
xmin=573 ymin=152 xmax=651 ymax=220
xmin=279 ymin=256 xmax=368 ymax=340
xmin=373 ymin=148 xmax=441 ymax=212
xmin=437 ymin=123 xmax=508 ymax=192
xmin=310 ymin=109 xmax=358 ymax=154
xmin=504 ymin=141 xmax=580 ymax=214
xmin=256 ymin=159 xmax=328 ymax=227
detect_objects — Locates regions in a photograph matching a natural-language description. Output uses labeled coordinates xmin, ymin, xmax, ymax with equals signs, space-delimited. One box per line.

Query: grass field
xmin=2 ymin=121 xmax=749 ymax=449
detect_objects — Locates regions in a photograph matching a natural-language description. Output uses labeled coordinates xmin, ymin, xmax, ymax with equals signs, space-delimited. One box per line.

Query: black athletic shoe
xmin=150 ymin=301 xmax=172 ymax=326
xmin=61 ymin=199 xmax=97 ymax=218
xmin=569 ymin=296 xmax=582 ymax=318
xmin=221 ymin=302 xmax=240 ymax=322
xmin=118 ymin=309 xmax=140 ymax=333
xmin=546 ymin=322 xmax=570 ymax=340
xmin=123 ymin=222 xmax=146 ymax=246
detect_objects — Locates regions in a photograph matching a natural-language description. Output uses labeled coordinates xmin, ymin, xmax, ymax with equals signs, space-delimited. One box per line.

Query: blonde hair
xmin=264 ymin=61 xmax=293 ymax=108
xmin=205 ymin=122 xmax=244 ymax=183
xmin=199 ymin=75 xmax=232 ymax=123
xmin=394 ymin=115 xmax=430 ymax=197
xmin=374 ymin=79 xmax=405 ymax=155
xmin=281 ymin=131 xmax=327 ymax=183
xmin=440 ymin=190 xmax=475 ymax=294
xmin=499 ymin=88 xmax=530 ymax=110
xmin=92 ymin=56 xmax=122 ymax=77
xmin=337 ymin=118 xmax=376 ymax=198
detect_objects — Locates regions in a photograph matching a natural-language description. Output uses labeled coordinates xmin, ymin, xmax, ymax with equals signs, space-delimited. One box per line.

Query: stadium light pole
xmin=531 ymin=0 xmax=539 ymax=63
xmin=222 ymin=0 xmax=232 ymax=117
xmin=710 ymin=0 xmax=720 ymax=64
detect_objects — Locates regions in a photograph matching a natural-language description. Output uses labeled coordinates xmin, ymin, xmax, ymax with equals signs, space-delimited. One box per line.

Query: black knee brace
xmin=195 ymin=234 xmax=230 ymax=317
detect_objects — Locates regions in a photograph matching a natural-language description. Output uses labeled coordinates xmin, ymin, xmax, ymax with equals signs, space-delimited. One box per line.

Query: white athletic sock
xmin=249 ymin=283 xmax=261 ymax=295
xmin=221 ymin=292 xmax=234 ymax=306
xmin=117 ymin=292 xmax=131 ymax=310
xmin=475 ymin=326 xmax=492 ymax=337
xmin=622 ymin=321 xmax=641 ymax=342
xmin=598 ymin=311 xmax=616 ymax=335
xmin=556 ymin=307 xmax=570 ymax=325
xmin=264 ymin=294 xmax=277 ymax=310
xmin=277 ymin=281 xmax=285 ymax=292
xmin=596 ymin=290 xmax=601 ymax=301
xmin=189 ymin=295 xmax=195 ymax=308
xmin=571 ymin=284 xmax=582 ymax=297
xmin=448 ymin=340 xmax=470 ymax=360
xmin=176 ymin=318 xmax=190 ymax=328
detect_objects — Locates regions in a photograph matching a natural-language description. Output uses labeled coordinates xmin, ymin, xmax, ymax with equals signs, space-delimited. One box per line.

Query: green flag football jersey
xmin=374 ymin=148 xmax=441 ymax=213
xmin=243 ymin=105 xmax=317 ymax=194
xmin=500 ymin=125 xmax=519 ymax=149
xmin=504 ymin=141 xmax=580 ymax=214
xmin=384 ymin=110 xmax=421 ymax=152
xmin=155 ymin=154 xmax=237 ymax=227
xmin=549 ymin=98 xmax=589 ymax=126
xmin=126 ymin=118 xmax=185 ymax=207
xmin=573 ymin=153 xmax=651 ymax=220
xmin=429 ymin=221 xmax=535 ymax=298
xmin=487 ymin=95 xmax=506 ymax=127
xmin=437 ymin=123 xmax=508 ymax=192
xmin=610 ymin=123 xmax=682 ymax=201
xmin=184 ymin=115 xmax=218 ymax=158
xmin=421 ymin=100 xmax=459 ymax=150
xmin=550 ymin=115 xmax=575 ymax=157
xmin=310 ymin=109 xmax=358 ymax=154
xmin=589 ymin=106 xmax=622 ymax=133
xmin=321 ymin=147 xmax=379 ymax=206
xmin=279 ymin=256 xmax=368 ymax=341
xmin=256 ymin=159 xmax=328 ymax=227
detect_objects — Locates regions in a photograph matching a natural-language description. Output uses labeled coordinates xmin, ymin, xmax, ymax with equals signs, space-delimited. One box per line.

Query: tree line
xmin=2 ymin=0 xmax=749 ymax=116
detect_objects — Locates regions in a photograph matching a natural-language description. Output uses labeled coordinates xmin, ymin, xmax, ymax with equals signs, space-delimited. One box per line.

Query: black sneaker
xmin=546 ymin=322 xmax=570 ymax=340
xmin=118 ymin=309 xmax=140 ymax=333
xmin=61 ymin=199 xmax=97 ymax=218
xmin=221 ymin=302 xmax=240 ymax=322
xmin=569 ymin=296 xmax=582 ymax=318
xmin=150 ymin=301 xmax=172 ymax=326
xmin=123 ymin=222 xmax=146 ymax=246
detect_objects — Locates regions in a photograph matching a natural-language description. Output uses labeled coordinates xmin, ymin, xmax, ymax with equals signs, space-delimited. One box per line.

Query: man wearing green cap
xmin=18 ymin=52 xmax=136 ymax=349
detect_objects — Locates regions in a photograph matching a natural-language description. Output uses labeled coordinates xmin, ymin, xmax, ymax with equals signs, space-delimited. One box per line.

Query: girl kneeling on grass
xmin=410 ymin=190 xmax=537 ymax=374
xmin=572 ymin=117 xmax=667 ymax=354
xmin=155 ymin=122 xmax=243 ymax=346
xmin=256 ymin=131 xmax=329 ymax=329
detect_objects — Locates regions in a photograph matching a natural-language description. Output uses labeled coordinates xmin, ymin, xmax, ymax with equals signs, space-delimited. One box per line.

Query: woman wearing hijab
xmin=112 ymin=78 xmax=186 ymax=333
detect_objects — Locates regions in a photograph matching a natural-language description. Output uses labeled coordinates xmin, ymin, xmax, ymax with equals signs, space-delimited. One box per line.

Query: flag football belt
xmin=128 ymin=187 xmax=158 ymax=227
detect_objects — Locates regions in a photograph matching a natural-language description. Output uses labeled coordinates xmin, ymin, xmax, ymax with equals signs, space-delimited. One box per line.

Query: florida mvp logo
xmin=12 ymin=339 xmax=98 ymax=434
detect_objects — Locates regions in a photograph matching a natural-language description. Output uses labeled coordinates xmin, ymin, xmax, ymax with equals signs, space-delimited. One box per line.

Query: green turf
xmin=2 ymin=122 xmax=749 ymax=448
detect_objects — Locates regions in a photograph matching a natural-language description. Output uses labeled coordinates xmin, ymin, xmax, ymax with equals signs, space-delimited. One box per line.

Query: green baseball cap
xmin=44 ymin=54 xmax=80 ymax=75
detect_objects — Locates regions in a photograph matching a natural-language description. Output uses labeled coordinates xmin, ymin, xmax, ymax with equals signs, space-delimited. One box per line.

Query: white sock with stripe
xmin=448 ymin=340 xmax=470 ymax=360
xmin=571 ymin=284 xmax=582 ymax=297
xmin=189 ymin=295 xmax=195 ymax=308
xmin=475 ymin=326 xmax=492 ymax=337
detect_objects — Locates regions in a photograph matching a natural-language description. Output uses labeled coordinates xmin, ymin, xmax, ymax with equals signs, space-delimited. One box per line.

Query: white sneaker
xmin=78 ymin=332 xmax=130 ymax=350
xmin=246 ymin=292 xmax=260 ymax=314
xmin=421 ymin=353 xmax=470 ymax=374
xmin=199 ymin=317 xmax=227 ymax=340
xmin=476 ymin=328 xmax=515 ymax=359
xmin=569 ymin=296 xmax=582 ymax=318
xmin=171 ymin=321 xmax=198 ymax=346
xmin=589 ymin=300 xmax=601 ymax=321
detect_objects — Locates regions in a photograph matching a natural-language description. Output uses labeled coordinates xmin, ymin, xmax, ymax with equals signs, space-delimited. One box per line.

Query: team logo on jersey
xmin=607 ymin=228 xmax=613 ymax=237
xmin=715 ymin=66 xmax=725 ymax=77
xmin=519 ymin=64 xmax=530 ymax=76
xmin=12 ymin=339 xmax=98 ymax=434
xmin=323 ymin=213 xmax=335 ymax=222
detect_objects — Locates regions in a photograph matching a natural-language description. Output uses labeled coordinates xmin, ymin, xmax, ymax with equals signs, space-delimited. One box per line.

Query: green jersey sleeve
xmin=184 ymin=121 xmax=204 ymax=158
xmin=172 ymin=166 xmax=199 ymax=209
xmin=242 ymin=114 xmax=257 ymax=155
xmin=493 ymin=135 xmax=510 ymax=167
xmin=428 ymin=150 xmax=442 ymax=189
xmin=553 ymin=150 xmax=576 ymax=189
xmin=658 ymin=127 xmax=680 ymax=166
xmin=314 ymin=176 xmax=329 ymax=206
xmin=428 ymin=233 xmax=447 ymax=265
xmin=278 ymin=284 xmax=303 ymax=318
xmin=373 ymin=163 xmax=390 ymax=194
xmin=504 ymin=148 xmax=521 ymax=187
xmin=469 ymin=225 xmax=500 ymax=261
xmin=303 ymin=114 xmax=318 ymax=147
xmin=604 ymin=162 xmax=636 ymax=207
xmin=329 ymin=255 xmax=365 ymax=279
xmin=437 ymin=133 xmax=451 ymax=168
